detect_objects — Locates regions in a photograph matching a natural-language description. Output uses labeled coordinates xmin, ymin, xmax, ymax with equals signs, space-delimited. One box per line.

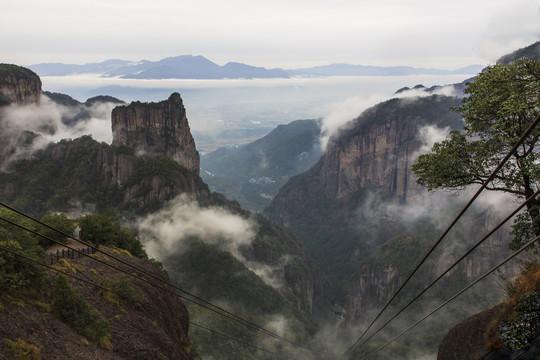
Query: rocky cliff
xmin=0 ymin=64 xmax=41 ymax=105
xmin=265 ymin=94 xmax=518 ymax=341
xmin=319 ymin=96 xmax=463 ymax=202
xmin=112 ymin=93 xmax=200 ymax=175
xmin=0 ymin=134 xmax=206 ymax=216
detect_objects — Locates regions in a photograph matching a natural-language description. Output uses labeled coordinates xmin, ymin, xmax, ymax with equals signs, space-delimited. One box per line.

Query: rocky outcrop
xmin=320 ymin=96 xmax=462 ymax=202
xmin=0 ymin=64 xmax=41 ymax=105
xmin=437 ymin=304 xmax=506 ymax=360
xmin=265 ymin=94 xmax=521 ymax=329
xmin=112 ymin=93 xmax=200 ymax=175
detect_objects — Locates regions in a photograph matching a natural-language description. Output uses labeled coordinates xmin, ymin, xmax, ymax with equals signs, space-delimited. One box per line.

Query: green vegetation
xmin=97 ymin=276 xmax=143 ymax=308
xmin=0 ymin=64 xmax=38 ymax=85
xmin=36 ymin=213 xmax=76 ymax=247
xmin=164 ymin=240 xmax=318 ymax=360
xmin=51 ymin=275 xmax=110 ymax=346
xmin=85 ymin=95 xmax=124 ymax=106
xmin=483 ymin=261 xmax=540 ymax=353
xmin=412 ymin=58 xmax=540 ymax=251
xmin=4 ymin=338 xmax=41 ymax=360
xmin=0 ymin=135 xmax=124 ymax=216
xmin=201 ymin=119 xmax=322 ymax=212
xmin=42 ymin=91 xmax=82 ymax=107
xmin=499 ymin=290 xmax=540 ymax=351
xmin=0 ymin=208 xmax=47 ymax=291
xmin=77 ymin=211 xmax=145 ymax=257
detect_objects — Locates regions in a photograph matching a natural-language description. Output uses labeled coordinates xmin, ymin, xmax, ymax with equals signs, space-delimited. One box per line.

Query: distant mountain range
xmin=29 ymin=55 xmax=484 ymax=79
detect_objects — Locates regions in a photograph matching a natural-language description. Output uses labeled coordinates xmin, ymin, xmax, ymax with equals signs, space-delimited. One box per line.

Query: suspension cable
xmin=357 ymin=234 xmax=540 ymax=360
xmin=344 ymin=113 xmax=540 ymax=355
xmin=0 ymin=243 xmax=295 ymax=360
xmin=350 ymin=188 xmax=540 ymax=353
xmin=0 ymin=211 xmax=318 ymax=354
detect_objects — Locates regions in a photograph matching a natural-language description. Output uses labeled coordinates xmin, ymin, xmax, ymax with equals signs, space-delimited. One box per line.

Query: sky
xmin=2 ymin=0 xmax=539 ymax=70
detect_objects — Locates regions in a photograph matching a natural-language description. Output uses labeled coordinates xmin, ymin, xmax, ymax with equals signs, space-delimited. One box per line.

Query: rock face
xmin=0 ymin=64 xmax=42 ymax=105
xmin=437 ymin=305 xmax=505 ymax=360
xmin=319 ymin=96 xmax=462 ymax=202
xmin=265 ymin=95 xmax=518 ymax=327
xmin=112 ymin=93 xmax=200 ymax=175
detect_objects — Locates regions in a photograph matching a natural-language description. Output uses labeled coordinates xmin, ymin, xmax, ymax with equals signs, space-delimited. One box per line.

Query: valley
xmin=0 ymin=41 xmax=539 ymax=360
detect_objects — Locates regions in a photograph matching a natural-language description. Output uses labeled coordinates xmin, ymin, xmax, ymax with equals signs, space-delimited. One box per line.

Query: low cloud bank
xmin=318 ymin=84 xmax=460 ymax=151
xmin=0 ymin=95 xmax=116 ymax=166
xmin=137 ymin=195 xmax=285 ymax=289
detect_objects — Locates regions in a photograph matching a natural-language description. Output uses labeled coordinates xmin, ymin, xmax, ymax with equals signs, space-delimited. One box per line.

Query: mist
xmin=318 ymin=83 xmax=463 ymax=151
xmin=137 ymin=194 xmax=255 ymax=260
xmin=136 ymin=194 xmax=287 ymax=289
xmin=0 ymin=94 xmax=117 ymax=166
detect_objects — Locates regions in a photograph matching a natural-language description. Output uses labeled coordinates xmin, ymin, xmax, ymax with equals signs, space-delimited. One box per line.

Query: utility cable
xmin=0 ymin=243 xmax=294 ymax=360
xmin=350 ymin=188 xmax=540 ymax=353
xmin=357 ymin=234 xmax=540 ymax=360
xmin=344 ymin=113 xmax=540 ymax=355
xmin=0 ymin=201 xmax=320 ymax=353
xmin=0 ymin=212 xmax=317 ymax=354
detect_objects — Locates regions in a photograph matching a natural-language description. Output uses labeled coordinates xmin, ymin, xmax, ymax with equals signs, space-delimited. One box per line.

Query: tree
xmin=412 ymin=58 xmax=540 ymax=250
xmin=0 ymin=207 xmax=47 ymax=290
xmin=77 ymin=211 xmax=146 ymax=257
xmin=37 ymin=213 xmax=76 ymax=247
xmin=51 ymin=275 xmax=110 ymax=344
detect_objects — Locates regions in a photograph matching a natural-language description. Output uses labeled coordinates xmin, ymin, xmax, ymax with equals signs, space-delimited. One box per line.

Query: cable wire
xmin=0 ymin=243 xmax=294 ymax=360
xmin=350 ymin=188 xmax=540 ymax=353
xmin=357 ymin=234 xmax=540 ymax=360
xmin=344 ymin=113 xmax=540 ymax=355
xmin=0 ymin=209 xmax=318 ymax=354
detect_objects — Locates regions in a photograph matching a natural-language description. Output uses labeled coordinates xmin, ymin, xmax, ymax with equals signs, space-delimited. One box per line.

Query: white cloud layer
xmin=0 ymin=95 xmax=116 ymax=165
xmin=137 ymin=195 xmax=286 ymax=288
xmin=1 ymin=0 xmax=538 ymax=69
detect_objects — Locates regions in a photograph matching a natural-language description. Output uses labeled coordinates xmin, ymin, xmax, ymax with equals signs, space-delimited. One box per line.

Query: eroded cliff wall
xmin=0 ymin=64 xmax=41 ymax=105
xmin=112 ymin=93 xmax=200 ymax=175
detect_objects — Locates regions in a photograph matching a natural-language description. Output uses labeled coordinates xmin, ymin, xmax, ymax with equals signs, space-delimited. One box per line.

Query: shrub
xmin=77 ymin=211 xmax=146 ymax=258
xmin=36 ymin=213 xmax=76 ymax=247
xmin=0 ymin=240 xmax=46 ymax=291
xmin=4 ymin=338 xmax=41 ymax=360
xmin=51 ymin=275 xmax=110 ymax=345
xmin=97 ymin=276 xmax=143 ymax=308
xmin=499 ymin=290 xmax=540 ymax=351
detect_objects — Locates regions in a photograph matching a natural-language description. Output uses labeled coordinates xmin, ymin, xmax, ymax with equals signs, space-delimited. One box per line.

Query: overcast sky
xmin=2 ymin=0 xmax=539 ymax=69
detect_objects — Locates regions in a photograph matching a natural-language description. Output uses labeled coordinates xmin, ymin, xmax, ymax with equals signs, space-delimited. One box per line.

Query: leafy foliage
xmin=51 ymin=275 xmax=110 ymax=344
xmin=77 ymin=211 xmax=145 ymax=257
xmin=97 ymin=276 xmax=143 ymax=308
xmin=499 ymin=291 xmax=540 ymax=351
xmin=0 ymin=135 xmax=124 ymax=216
xmin=0 ymin=64 xmax=38 ymax=85
xmin=4 ymin=338 xmax=41 ymax=360
xmin=36 ymin=213 xmax=76 ymax=247
xmin=412 ymin=58 xmax=540 ymax=250
xmin=164 ymin=240 xmax=317 ymax=360
xmin=0 ymin=208 xmax=47 ymax=290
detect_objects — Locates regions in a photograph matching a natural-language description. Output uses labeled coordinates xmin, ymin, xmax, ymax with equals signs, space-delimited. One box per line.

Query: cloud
xmin=318 ymin=93 xmax=388 ymax=150
xmin=138 ymin=194 xmax=256 ymax=260
xmin=0 ymin=95 xmax=116 ymax=166
xmin=136 ymin=195 xmax=287 ymax=289
xmin=477 ymin=0 xmax=540 ymax=63
xmin=318 ymin=83 xmax=462 ymax=151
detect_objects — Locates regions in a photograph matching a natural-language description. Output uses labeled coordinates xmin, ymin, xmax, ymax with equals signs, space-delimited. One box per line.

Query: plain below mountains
xmin=29 ymin=55 xmax=484 ymax=79
xmin=201 ymin=119 xmax=323 ymax=212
